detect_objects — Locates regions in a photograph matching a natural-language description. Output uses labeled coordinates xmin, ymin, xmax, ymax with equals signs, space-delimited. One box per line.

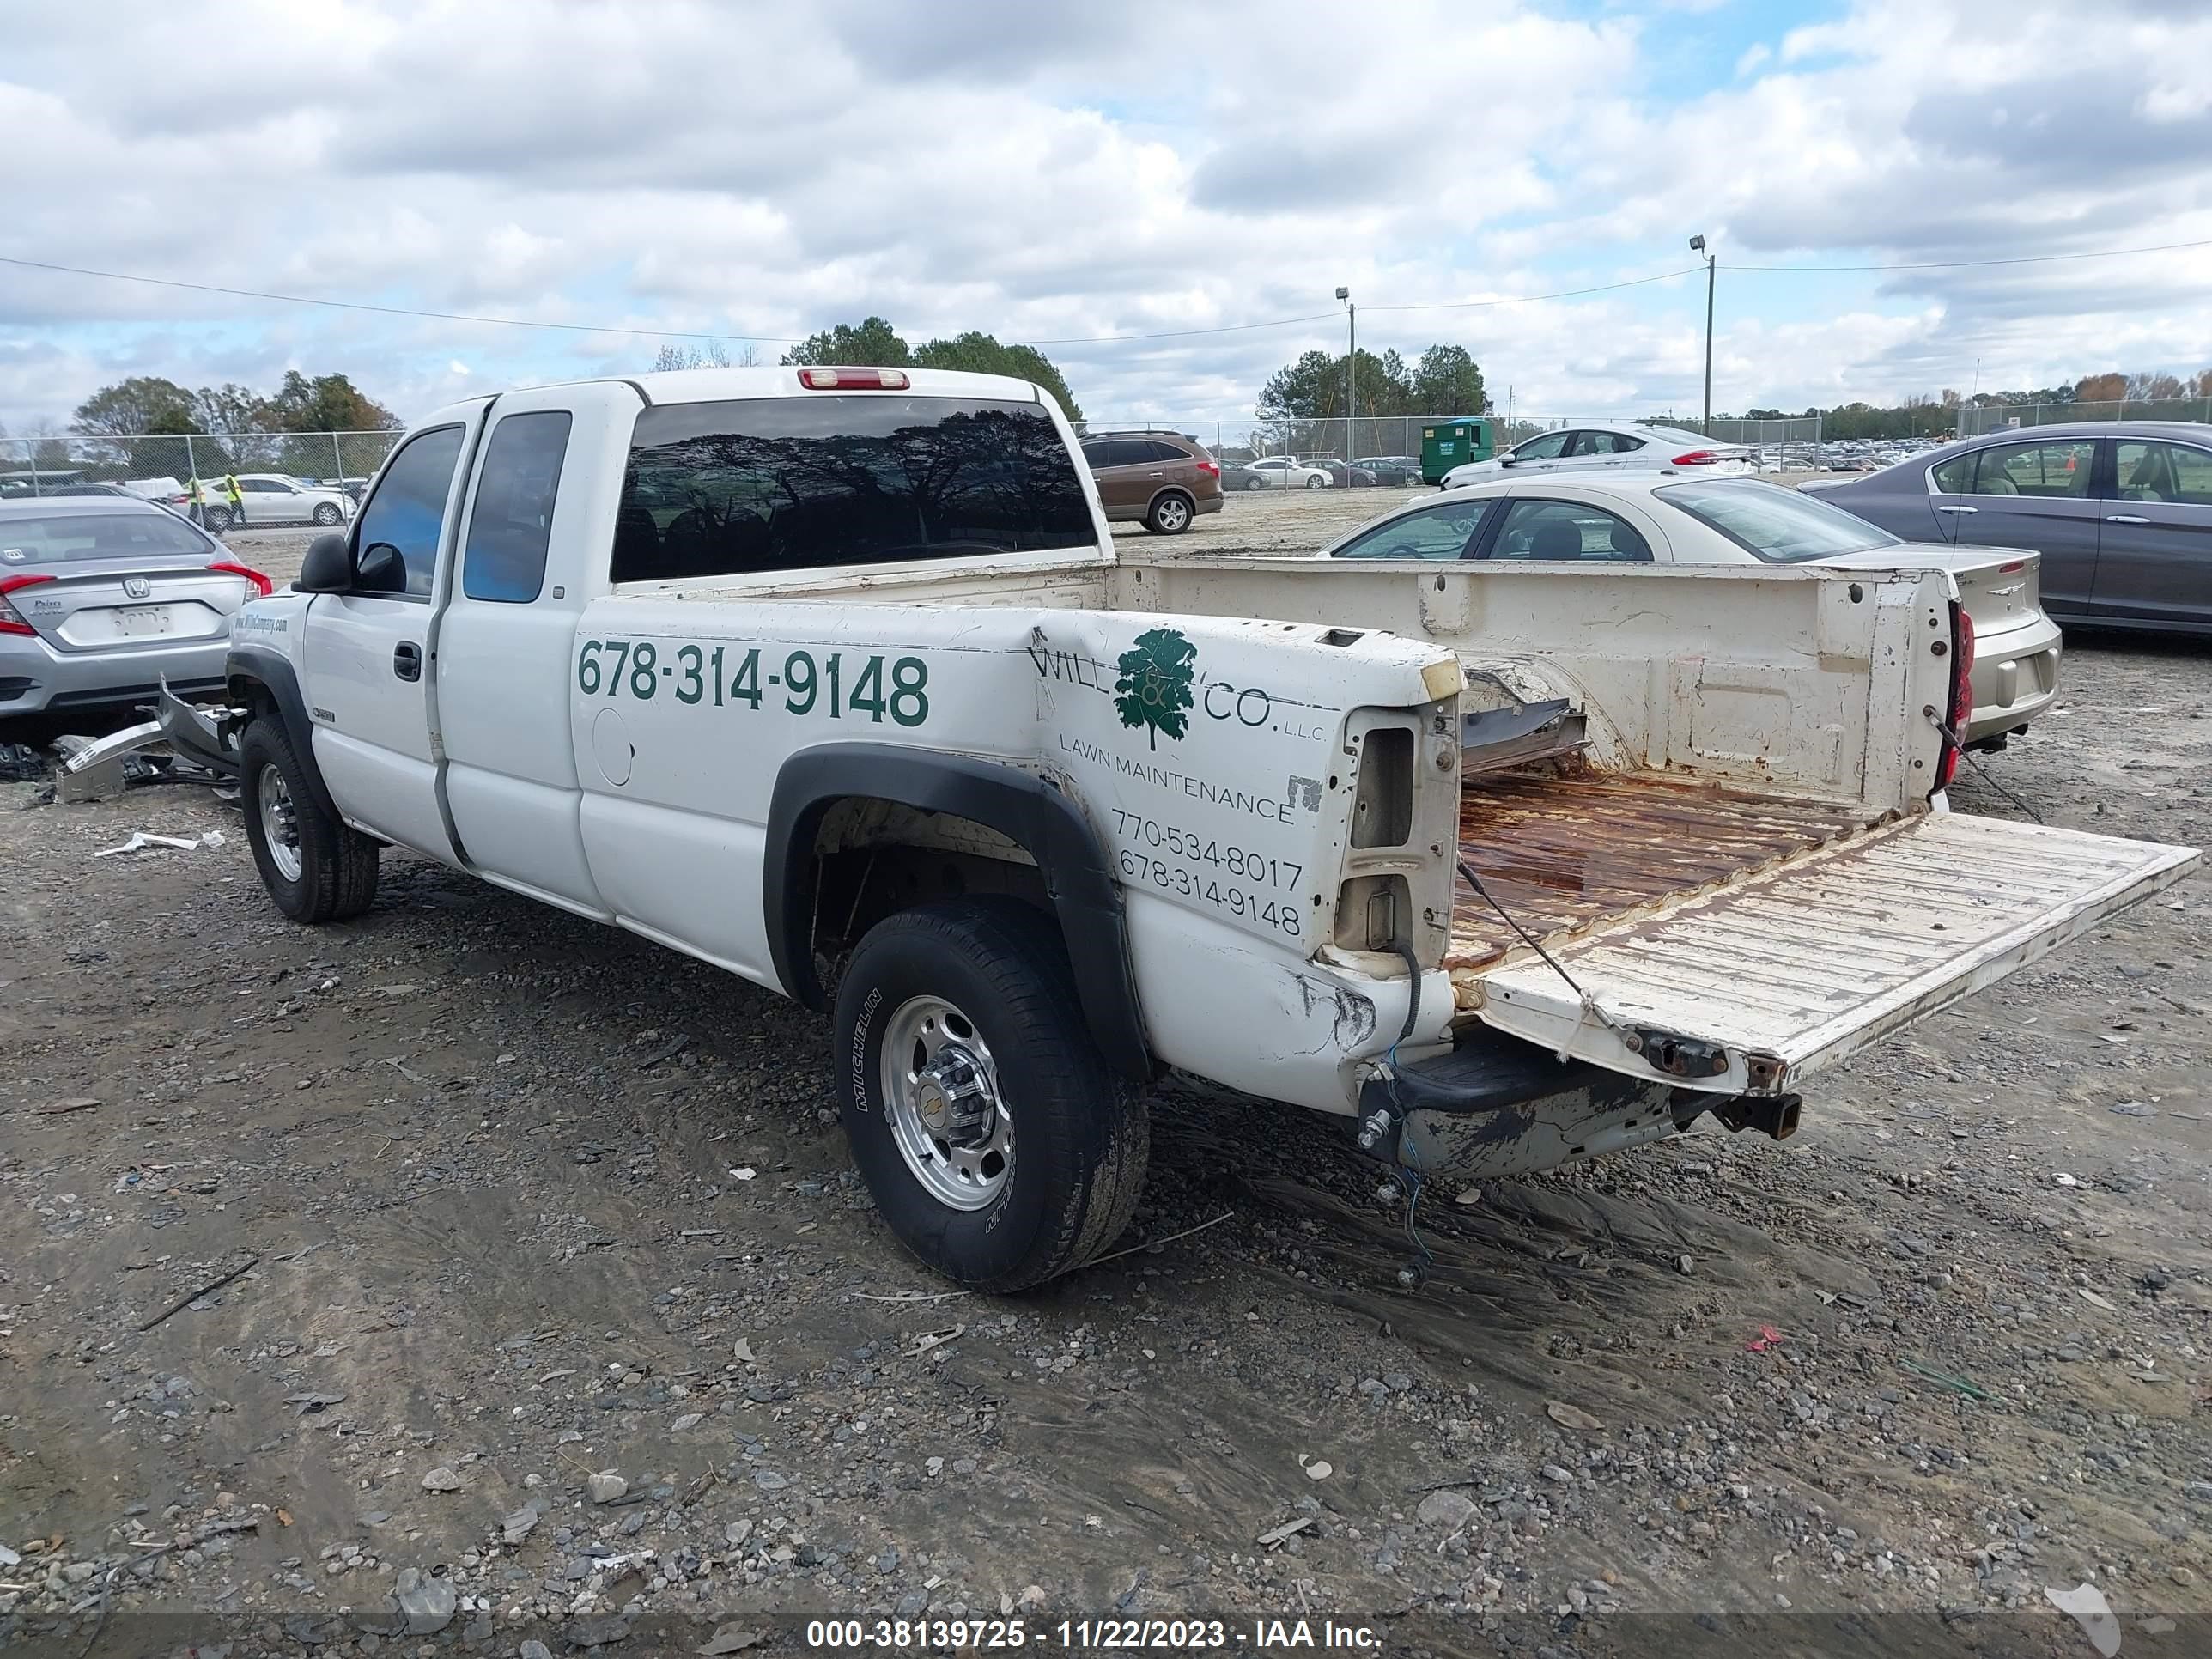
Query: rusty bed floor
xmin=1449 ymin=769 xmax=1881 ymax=971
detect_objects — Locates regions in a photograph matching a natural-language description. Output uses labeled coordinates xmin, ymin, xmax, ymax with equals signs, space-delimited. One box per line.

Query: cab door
xmin=300 ymin=405 xmax=489 ymax=862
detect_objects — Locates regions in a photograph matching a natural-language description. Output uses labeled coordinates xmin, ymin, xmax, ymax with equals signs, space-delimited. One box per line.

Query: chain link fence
xmin=1081 ymin=413 xmax=1825 ymax=477
xmin=1956 ymin=398 xmax=2212 ymax=438
xmin=0 ymin=429 xmax=401 ymax=497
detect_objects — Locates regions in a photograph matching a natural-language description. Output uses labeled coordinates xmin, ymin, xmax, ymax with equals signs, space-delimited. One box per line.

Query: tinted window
xmin=1486 ymin=499 xmax=1652 ymax=562
xmin=1512 ymin=432 xmax=1571 ymax=461
xmin=0 ymin=510 xmax=214 ymax=564
xmin=1929 ymin=453 xmax=1977 ymax=493
xmin=355 ymin=425 xmax=465 ymax=598
xmin=1606 ymin=433 xmax=1646 ymax=453
xmin=2113 ymin=441 xmax=2212 ymax=506
xmin=1975 ymin=440 xmax=2094 ymax=499
xmin=1142 ymin=440 xmax=1190 ymax=464
xmin=1080 ymin=442 xmax=1110 ymax=467
xmin=1656 ymin=479 xmax=1899 ymax=562
xmin=463 ymin=411 xmax=573 ymax=603
xmin=1331 ymin=498 xmax=1492 ymax=560
xmin=612 ymin=396 xmax=1093 ymax=582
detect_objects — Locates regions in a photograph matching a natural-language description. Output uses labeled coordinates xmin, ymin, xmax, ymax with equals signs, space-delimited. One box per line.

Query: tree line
xmin=1741 ymin=369 xmax=2212 ymax=440
xmin=1258 ymin=344 xmax=1487 ymax=422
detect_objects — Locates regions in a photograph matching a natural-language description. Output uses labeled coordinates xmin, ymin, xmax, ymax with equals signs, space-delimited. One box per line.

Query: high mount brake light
xmin=797 ymin=368 xmax=910 ymax=390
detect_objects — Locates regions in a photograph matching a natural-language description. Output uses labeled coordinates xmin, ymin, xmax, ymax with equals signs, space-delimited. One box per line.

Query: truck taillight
xmin=1936 ymin=603 xmax=1975 ymax=789
xmin=798 ymin=368 xmax=910 ymax=390
xmin=0 ymin=572 xmax=55 ymax=636
xmin=209 ymin=560 xmax=274 ymax=597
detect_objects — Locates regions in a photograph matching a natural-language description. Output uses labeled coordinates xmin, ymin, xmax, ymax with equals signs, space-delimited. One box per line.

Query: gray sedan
xmin=1 ymin=497 xmax=270 ymax=733
xmin=1806 ymin=420 xmax=2212 ymax=634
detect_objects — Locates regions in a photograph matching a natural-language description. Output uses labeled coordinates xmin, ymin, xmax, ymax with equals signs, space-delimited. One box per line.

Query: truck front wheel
xmin=240 ymin=720 xmax=380 ymax=923
xmin=836 ymin=898 xmax=1149 ymax=1291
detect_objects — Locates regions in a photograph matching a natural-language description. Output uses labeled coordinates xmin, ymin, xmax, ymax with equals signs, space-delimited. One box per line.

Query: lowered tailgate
xmin=1459 ymin=811 xmax=2197 ymax=1096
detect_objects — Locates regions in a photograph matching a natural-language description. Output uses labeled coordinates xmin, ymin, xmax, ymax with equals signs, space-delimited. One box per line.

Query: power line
xmin=1725 ymin=235 xmax=2212 ymax=273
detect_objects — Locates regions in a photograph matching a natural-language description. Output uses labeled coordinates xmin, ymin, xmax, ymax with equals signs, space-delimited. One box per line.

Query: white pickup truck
xmin=223 ymin=366 xmax=2197 ymax=1290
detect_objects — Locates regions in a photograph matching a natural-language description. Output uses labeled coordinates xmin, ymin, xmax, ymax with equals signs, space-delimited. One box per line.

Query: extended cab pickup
xmin=224 ymin=368 xmax=2197 ymax=1289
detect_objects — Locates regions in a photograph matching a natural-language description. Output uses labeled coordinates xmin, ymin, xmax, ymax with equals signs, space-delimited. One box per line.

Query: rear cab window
xmin=611 ymin=395 xmax=1095 ymax=582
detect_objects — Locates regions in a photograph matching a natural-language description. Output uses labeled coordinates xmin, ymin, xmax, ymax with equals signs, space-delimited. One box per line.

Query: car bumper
xmin=1963 ymin=612 xmax=2063 ymax=744
xmin=1194 ymin=493 xmax=1224 ymax=516
xmin=0 ymin=635 xmax=232 ymax=720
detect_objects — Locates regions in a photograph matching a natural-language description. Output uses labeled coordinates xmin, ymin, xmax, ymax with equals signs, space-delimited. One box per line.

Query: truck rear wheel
xmin=836 ymin=898 xmax=1149 ymax=1291
xmin=240 ymin=720 xmax=380 ymax=923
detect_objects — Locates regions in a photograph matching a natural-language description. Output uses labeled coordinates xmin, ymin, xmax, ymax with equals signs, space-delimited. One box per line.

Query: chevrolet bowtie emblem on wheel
xmin=124 ymin=577 xmax=151 ymax=599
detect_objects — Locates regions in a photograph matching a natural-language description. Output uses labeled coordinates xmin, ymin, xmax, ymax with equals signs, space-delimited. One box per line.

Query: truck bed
xmin=1448 ymin=768 xmax=1877 ymax=980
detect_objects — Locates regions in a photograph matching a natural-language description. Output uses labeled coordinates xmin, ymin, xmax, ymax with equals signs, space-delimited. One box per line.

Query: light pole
xmin=1336 ymin=286 xmax=1353 ymax=471
xmin=1689 ymin=235 xmax=1715 ymax=436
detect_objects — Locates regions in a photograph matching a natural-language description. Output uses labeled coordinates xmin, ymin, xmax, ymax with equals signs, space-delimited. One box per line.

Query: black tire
xmin=1243 ymin=475 xmax=1264 ymax=491
xmin=313 ymin=502 xmax=341 ymax=526
xmin=240 ymin=720 xmax=380 ymax=923
xmin=1145 ymin=491 xmax=1194 ymax=535
xmin=1305 ymin=474 xmax=1326 ymax=489
xmin=836 ymin=898 xmax=1149 ymax=1291
xmin=205 ymin=506 xmax=234 ymax=532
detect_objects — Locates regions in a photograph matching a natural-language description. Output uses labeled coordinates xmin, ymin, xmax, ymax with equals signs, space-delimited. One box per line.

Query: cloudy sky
xmin=3 ymin=0 xmax=2210 ymax=440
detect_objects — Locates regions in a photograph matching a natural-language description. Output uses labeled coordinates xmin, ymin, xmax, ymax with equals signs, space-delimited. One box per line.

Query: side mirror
xmin=296 ymin=532 xmax=353 ymax=592
xmin=356 ymin=543 xmax=406 ymax=593
xmin=1497 ymin=453 xmax=1516 ymax=467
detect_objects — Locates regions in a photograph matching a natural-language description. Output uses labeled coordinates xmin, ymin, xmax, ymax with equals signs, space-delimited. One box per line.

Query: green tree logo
xmin=1114 ymin=628 xmax=1198 ymax=750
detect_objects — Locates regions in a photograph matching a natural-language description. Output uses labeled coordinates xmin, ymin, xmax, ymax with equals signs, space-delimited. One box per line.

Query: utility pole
xmin=1690 ymin=235 xmax=1715 ymax=435
xmin=1336 ymin=287 xmax=1353 ymax=470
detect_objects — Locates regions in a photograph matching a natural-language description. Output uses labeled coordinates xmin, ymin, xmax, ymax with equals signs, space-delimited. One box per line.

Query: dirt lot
xmin=3 ymin=617 xmax=2211 ymax=1655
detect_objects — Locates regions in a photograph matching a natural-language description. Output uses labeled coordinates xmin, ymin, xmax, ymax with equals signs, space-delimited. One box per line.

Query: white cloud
xmin=2 ymin=0 xmax=2209 ymax=437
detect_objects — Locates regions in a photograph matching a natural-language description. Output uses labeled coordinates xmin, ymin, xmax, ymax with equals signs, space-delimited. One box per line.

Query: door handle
xmin=1936 ymin=504 xmax=1978 ymax=514
xmin=2104 ymin=514 xmax=2149 ymax=525
xmin=392 ymin=641 xmax=422 ymax=682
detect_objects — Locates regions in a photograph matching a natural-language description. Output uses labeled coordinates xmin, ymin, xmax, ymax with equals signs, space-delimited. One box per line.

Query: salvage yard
xmin=3 ymin=631 xmax=2210 ymax=1656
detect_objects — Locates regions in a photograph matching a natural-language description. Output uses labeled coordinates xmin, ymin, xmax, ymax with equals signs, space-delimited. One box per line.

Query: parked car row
xmin=1319 ymin=471 xmax=2059 ymax=750
xmin=1442 ymin=422 xmax=1753 ymax=489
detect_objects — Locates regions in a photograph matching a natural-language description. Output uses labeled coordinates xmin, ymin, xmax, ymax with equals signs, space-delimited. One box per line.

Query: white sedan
xmin=206 ymin=474 xmax=356 ymax=531
xmin=1245 ymin=456 xmax=1333 ymax=489
xmin=1440 ymin=421 xmax=1751 ymax=489
xmin=1319 ymin=471 xmax=2061 ymax=749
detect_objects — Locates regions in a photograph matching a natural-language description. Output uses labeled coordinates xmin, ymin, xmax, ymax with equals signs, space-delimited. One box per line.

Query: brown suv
xmin=1079 ymin=430 xmax=1224 ymax=534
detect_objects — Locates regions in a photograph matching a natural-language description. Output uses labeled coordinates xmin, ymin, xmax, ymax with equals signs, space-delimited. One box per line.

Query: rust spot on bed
xmin=1449 ymin=767 xmax=1877 ymax=971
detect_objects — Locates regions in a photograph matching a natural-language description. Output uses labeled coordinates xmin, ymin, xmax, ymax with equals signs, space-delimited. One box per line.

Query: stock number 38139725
xmin=576 ymin=639 xmax=929 ymax=726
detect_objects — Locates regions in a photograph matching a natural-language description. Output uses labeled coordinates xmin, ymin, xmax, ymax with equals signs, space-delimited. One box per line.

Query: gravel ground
xmin=3 ymin=628 xmax=2209 ymax=1657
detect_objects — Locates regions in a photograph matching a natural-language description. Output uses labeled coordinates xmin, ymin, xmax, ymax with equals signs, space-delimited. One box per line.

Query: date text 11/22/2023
xmin=577 ymin=637 xmax=930 ymax=726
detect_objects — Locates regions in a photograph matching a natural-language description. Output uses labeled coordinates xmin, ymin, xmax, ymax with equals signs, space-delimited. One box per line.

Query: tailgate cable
xmin=1923 ymin=708 xmax=2044 ymax=824
xmin=1457 ymin=857 xmax=1627 ymax=1054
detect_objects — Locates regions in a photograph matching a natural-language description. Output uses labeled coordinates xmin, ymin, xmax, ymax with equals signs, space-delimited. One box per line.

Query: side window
xmin=1080 ymin=442 xmax=1109 ymax=468
xmin=1486 ymin=498 xmax=1653 ymax=562
xmin=1144 ymin=441 xmax=1189 ymax=464
xmin=1976 ymin=440 xmax=2094 ymax=498
xmin=2114 ymin=441 xmax=2212 ymax=506
xmin=1332 ymin=500 xmax=1493 ymax=560
xmin=354 ymin=425 xmax=465 ymax=598
xmin=1929 ymin=453 xmax=1977 ymax=494
xmin=462 ymin=411 xmax=572 ymax=603
xmin=1512 ymin=431 xmax=1571 ymax=461
xmin=1607 ymin=433 xmax=1647 ymax=453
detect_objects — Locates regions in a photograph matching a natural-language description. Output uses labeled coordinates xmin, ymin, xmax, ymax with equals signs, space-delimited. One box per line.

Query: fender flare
xmin=226 ymin=644 xmax=342 ymax=824
xmin=765 ymin=743 xmax=1152 ymax=1080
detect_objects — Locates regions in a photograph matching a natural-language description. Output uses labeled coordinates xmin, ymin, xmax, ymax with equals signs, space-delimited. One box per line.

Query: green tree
xmin=1409 ymin=344 xmax=1486 ymax=416
xmin=262 ymin=370 xmax=400 ymax=434
xmin=191 ymin=383 xmax=268 ymax=434
xmin=782 ymin=316 xmax=912 ymax=368
xmin=70 ymin=376 xmax=199 ymax=435
xmin=911 ymin=331 xmax=1084 ymax=422
xmin=1113 ymin=627 xmax=1197 ymax=751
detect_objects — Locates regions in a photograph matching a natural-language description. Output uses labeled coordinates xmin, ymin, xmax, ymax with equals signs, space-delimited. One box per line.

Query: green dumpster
xmin=1420 ymin=417 xmax=1495 ymax=485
